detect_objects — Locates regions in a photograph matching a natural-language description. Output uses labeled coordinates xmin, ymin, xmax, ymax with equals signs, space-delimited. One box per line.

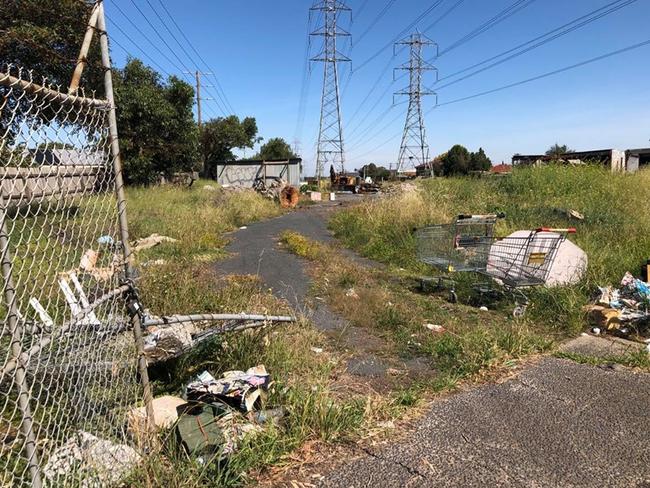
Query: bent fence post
xmin=96 ymin=1 xmax=155 ymax=436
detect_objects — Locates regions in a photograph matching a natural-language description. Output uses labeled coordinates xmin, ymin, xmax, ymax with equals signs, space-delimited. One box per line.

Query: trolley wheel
xmin=513 ymin=304 xmax=527 ymax=318
xmin=449 ymin=290 xmax=458 ymax=303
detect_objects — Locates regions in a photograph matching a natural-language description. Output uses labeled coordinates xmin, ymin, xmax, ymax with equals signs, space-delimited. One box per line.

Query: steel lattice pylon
xmin=310 ymin=0 xmax=351 ymax=180
xmin=394 ymin=32 xmax=438 ymax=175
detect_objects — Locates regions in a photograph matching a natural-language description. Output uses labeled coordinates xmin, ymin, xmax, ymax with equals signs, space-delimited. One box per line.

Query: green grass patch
xmin=330 ymin=166 xmax=650 ymax=333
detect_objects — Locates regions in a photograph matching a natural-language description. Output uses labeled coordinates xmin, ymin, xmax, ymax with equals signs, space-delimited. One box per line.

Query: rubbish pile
xmin=586 ymin=272 xmax=650 ymax=341
xmin=253 ymin=176 xmax=299 ymax=208
xmin=129 ymin=365 xmax=283 ymax=460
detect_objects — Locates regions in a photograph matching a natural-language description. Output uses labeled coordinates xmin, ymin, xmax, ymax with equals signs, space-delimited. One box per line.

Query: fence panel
xmin=0 ymin=66 xmax=142 ymax=487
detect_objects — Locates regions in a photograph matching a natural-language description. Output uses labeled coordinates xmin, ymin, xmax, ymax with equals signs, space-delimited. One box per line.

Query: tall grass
xmin=127 ymin=181 xmax=282 ymax=261
xmin=330 ymin=166 xmax=650 ymax=332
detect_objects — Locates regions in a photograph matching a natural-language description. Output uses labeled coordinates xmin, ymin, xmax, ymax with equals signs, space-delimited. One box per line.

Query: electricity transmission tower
xmin=310 ymin=0 xmax=351 ymax=181
xmin=394 ymin=32 xmax=437 ymax=175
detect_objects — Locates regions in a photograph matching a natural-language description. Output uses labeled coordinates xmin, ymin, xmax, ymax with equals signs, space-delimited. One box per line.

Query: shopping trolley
xmin=416 ymin=215 xmax=576 ymax=316
xmin=415 ymin=213 xmax=504 ymax=303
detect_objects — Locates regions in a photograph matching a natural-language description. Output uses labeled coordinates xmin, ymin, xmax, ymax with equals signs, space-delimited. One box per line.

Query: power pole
xmin=195 ymin=70 xmax=202 ymax=128
xmin=184 ymin=70 xmax=214 ymax=129
xmin=394 ymin=32 xmax=437 ymax=175
xmin=310 ymin=0 xmax=351 ymax=181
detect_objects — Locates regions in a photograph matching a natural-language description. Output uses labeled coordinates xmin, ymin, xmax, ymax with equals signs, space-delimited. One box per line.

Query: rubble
xmin=43 ymin=431 xmax=140 ymax=486
xmin=143 ymin=322 xmax=197 ymax=362
xmin=423 ymin=323 xmax=445 ymax=333
xmin=127 ymin=395 xmax=186 ymax=443
xmin=132 ymin=233 xmax=178 ymax=253
xmin=186 ymin=365 xmax=270 ymax=412
xmin=586 ymin=272 xmax=650 ymax=340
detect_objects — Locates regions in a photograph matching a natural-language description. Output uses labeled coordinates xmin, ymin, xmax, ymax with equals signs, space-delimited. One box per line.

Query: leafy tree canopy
xmin=546 ymin=143 xmax=574 ymax=158
xmin=255 ymin=137 xmax=297 ymax=160
xmin=469 ymin=147 xmax=492 ymax=172
xmin=200 ymin=115 xmax=258 ymax=177
xmin=114 ymin=59 xmax=199 ymax=185
xmin=0 ymin=0 xmax=103 ymax=93
xmin=442 ymin=144 xmax=471 ymax=176
xmin=358 ymin=163 xmax=390 ymax=181
xmin=437 ymin=145 xmax=493 ymax=176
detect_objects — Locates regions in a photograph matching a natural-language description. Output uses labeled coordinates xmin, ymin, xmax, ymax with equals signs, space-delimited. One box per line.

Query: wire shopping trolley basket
xmin=415 ymin=213 xmax=504 ymax=301
xmin=416 ymin=215 xmax=577 ymax=315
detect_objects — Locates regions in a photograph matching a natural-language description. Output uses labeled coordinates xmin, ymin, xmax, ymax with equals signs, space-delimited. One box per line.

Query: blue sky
xmin=105 ymin=0 xmax=650 ymax=175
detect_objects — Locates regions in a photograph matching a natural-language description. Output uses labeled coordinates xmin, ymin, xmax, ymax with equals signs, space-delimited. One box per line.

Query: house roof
xmin=491 ymin=163 xmax=512 ymax=173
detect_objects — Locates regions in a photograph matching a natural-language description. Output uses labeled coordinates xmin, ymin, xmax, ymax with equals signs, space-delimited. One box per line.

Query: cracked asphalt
xmin=215 ymin=200 xmax=650 ymax=487
xmin=317 ymin=357 xmax=650 ymax=488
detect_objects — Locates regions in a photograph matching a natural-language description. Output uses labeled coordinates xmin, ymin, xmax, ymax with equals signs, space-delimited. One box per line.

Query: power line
xmin=355 ymin=0 xmax=398 ymax=47
xmin=110 ymin=3 xmax=227 ymax=116
xmin=438 ymin=0 xmax=537 ymax=57
xmin=354 ymin=0 xmax=445 ymax=72
xmin=152 ymin=0 xmax=236 ymax=114
xmin=435 ymin=0 xmax=639 ymax=90
xmin=144 ymin=0 xmax=232 ymax=115
xmin=343 ymin=0 xmax=465 ymax=137
xmin=435 ymin=38 xmax=650 ymax=108
xmin=124 ymin=0 xmax=228 ymax=116
xmin=350 ymin=37 xmax=650 ymax=160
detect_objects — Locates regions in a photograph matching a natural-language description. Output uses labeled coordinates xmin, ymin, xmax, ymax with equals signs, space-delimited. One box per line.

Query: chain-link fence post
xmin=96 ymin=1 xmax=155 ymax=437
xmin=0 ymin=222 xmax=43 ymax=487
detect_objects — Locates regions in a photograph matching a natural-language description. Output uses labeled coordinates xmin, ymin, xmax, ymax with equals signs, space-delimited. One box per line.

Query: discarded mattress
xmin=486 ymin=230 xmax=587 ymax=287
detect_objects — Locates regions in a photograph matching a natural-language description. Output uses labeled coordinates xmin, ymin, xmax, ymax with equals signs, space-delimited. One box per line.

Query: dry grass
xmin=330 ymin=166 xmax=650 ymax=333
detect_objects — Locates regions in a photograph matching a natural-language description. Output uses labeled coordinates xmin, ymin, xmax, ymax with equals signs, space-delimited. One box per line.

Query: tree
xmin=358 ymin=163 xmax=390 ymax=181
xmin=256 ymin=137 xmax=297 ymax=160
xmin=1 ymin=1 xmax=104 ymax=143
xmin=546 ymin=143 xmax=574 ymax=159
xmin=0 ymin=0 xmax=103 ymax=92
xmin=200 ymin=115 xmax=258 ymax=178
xmin=469 ymin=147 xmax=491 ymax=172
xmin=113 ymin=59 xmax=199 ymax=185
xmin=441 ymin=145 xmax=472 ymax=175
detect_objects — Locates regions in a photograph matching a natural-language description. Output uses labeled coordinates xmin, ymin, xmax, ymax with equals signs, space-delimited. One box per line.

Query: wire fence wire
xmin=0 ymin=64 xmax=143 ymax=487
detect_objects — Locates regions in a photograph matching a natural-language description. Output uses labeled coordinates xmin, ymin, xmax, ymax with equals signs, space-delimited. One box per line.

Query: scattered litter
xmin=239 ymin=226 xmax=248 ymax=230
xmin=59 ymin=273 xmax=100 ymax=326
xmin=127 ymin=395 xmax=186 ymax=442
xmin=377 ymin=420 xmax=395 ymax=429
xmin=250 ymin=407 xmax=286 ymax=425
xmin=345 ymin=288 xmax=359 ymax=299
xmin=309 ymin=191 xmax=322 ymax=202
xmin=587 ymin=272 xmax=650 ymax=341
xmin=97 ymin=235 xmax=115 ymax=247
xmin=29 ymin=297 xmax=54 ymax=329
xmin=553 ymin=207 xmax=585 ymax=221
xmin=142 ymin=258 xmax=166 ymax=267
xmin=132 ymin=233 xmax=178 ymax=253
xmin=143 ymin=323 xmax=197 ymax=362
xmin=329 ymin=192 xmax=336 ymax=201
xmin=423 ymin=323 xmax=445 ymax=333
xmin=203 ymin=185 xmax=217 ymax=191
xmin=79 ymin=248 xmax=117 ymax=281
xmin=43 ymin=431 xmax=140 ymax=485
xmin=310 ymin=346 xmax=324 ymax=354
xmin=479 ymin=306 xmax=489 ymax=312
xmin=187 ymin=365 xmax=270 ymax=412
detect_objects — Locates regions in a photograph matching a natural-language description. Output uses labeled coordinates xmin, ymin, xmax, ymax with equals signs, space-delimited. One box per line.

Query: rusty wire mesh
xmin=0 ymin=65 xmax=142 ymax=487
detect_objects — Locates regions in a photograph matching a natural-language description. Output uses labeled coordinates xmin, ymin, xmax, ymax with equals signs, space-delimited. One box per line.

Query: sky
xmin=104 ymin=0 xmax=650 ymax=175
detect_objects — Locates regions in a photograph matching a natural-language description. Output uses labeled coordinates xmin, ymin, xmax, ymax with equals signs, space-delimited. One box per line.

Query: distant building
xmin=490 ymin=163 xmax=512 ymax=174
xmin=512 ymin=148 xmax=650 ymax=172
xmin=212 ymin=158 xmax=301 ymax=187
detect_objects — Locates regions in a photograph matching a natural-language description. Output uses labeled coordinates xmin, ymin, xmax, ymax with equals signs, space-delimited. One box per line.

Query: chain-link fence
xmin=0 ymin=63 xmax=146 ymax=487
